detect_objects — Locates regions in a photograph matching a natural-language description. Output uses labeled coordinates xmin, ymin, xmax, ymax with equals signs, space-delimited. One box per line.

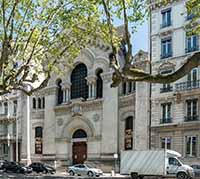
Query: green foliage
xmin=0 ymin=0 xmax=105 ymax=94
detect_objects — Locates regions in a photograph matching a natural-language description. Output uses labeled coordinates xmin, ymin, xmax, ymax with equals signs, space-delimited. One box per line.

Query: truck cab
xmin=166 ymin=150 xmax=194 ymax=179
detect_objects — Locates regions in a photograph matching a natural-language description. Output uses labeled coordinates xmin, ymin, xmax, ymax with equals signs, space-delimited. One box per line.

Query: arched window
xmin=35 ymin=127 xmax=43 ymax=154
xmin=96 ymin=69 xmax=103 ymax=98
xmin=71 ymin=64 xmax=88 ymax=100
xmin=57 ymin=79 xmax=63 ymax=105
xmin=72 ymin=129 xmax=87 ymax=138
xmin=124 ymin=116 xmax=133 ymax=150
xmin=38 ymin=98 xmax=41 ymax=109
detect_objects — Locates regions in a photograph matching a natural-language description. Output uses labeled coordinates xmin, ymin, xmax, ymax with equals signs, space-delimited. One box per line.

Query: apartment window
xmin=186 ymin=136 xmax=197 ymax=157
xmin=185 ymin=99 xmax=198 ymax=121
xmin=186 ymin=13 xmax=194 ymax=21
xmin=3 ymin=143 xmax=8 ymax=155
xmin=187 ymin=68 xmax=198 ymax=88
xmin=161 ymin=103 xmax=172 ymax=123
xmin=161 ymin=38 xmax=172 ymax=59
xmin=4 ymin=102 xmax=8 ymax=115
xmin=186 ymin=35 xmax=198 ymax=53
xmin=160 ymin=83 xmax=172 ymax=93
xmin=13 ymin=123 xmax=16 ymax=135
xmin=13 ymin=100 xmax=17 ymax=116
xmin=3 ymin=124 xmax=8 ymax=135
xmin=161 ymin=8 xmax=171 ymax=28
xmin=161 ymin=137 xmax=171 ymax=149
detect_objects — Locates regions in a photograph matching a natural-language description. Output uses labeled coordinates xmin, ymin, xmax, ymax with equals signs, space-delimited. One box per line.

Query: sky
xmin=131 ymin=21 xmax=148 ymax=55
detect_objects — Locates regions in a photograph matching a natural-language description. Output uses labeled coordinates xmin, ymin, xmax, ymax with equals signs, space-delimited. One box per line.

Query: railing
xmin=185 ymin=46 xmax=199 ymax=53
xmin=160 ymin=21 xmax=172 ymax=28
xmin=160 ymin=118 xmax=172 ymax=124
xmin=184 ymin=115 xmax=199 ymax=122
xmin=160 ymin=53 xmax=172 ymax=59
xmin=160 ymin=86 xmax=173 ymax=93
xmin=175 ymin=80 xmax=200 ymax=91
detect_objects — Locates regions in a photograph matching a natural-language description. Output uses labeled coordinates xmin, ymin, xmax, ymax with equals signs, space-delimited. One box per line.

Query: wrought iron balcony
xmin=160 ymin=53 xmax=172 ymax=59
xmin=160 ymin=86 xmax=173 ymax=93
xmin=184 ymin=115 xmax=199 ymax=122
xmin=185 ymin=46 xmax=199 ymax=53
xmin=160 ymin=118 xmax=172 ymax=124
xmin=175 ymin=80 xmax=200 ymax=92
xmin=160 ymin=21 xmax=172 ymax=28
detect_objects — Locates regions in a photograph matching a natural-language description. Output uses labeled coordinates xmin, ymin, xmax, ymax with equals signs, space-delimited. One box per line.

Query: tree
xmin=0 ymin=0 xmax=104 ymax=95
xmin=100 ymin=0 xmax=200 ymax=87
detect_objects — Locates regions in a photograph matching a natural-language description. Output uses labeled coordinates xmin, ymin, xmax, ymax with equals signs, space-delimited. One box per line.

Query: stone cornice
xmin=54 ymin=98 xmax=103 ymax=115
xmin=119 ymin=93 xmax=135 ymax=108
xmin=101 ymin=72 xmax=113 ymax=83
xmin=43 ymin=85 xmax=58 ymax=96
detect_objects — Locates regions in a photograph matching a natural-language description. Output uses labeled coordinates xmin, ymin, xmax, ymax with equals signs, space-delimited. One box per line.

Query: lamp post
xmin=27 ymin=85 xmax=31 ymax=165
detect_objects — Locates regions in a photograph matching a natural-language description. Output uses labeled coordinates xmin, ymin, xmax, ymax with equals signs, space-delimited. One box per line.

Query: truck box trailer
xmin=120 ymin=150 xmax=194 ymax=179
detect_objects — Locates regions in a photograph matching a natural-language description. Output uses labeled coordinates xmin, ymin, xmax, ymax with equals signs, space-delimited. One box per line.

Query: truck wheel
xmin=177 ymin=172 xmax=187 ymax=179
xmin=138 ymin=175 xmax=144 ymax=179
xmin=131 ymin=172 xmax=138 ymax=179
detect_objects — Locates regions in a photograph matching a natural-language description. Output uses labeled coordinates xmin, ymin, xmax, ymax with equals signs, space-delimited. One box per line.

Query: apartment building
xmin=150 ymin=0 xmax=200 ymax=164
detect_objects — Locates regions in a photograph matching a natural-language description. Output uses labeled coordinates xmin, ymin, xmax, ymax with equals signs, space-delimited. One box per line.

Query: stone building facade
xmin=150 ymin=0 xmax=200 ymax=164
xmin=0 ymin=91 xmax=25 ymax=162
xmin=12 ymin=45 xmax=149 ymax=170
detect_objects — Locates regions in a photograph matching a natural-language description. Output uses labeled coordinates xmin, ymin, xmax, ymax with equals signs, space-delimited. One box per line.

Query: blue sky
xmin=132 ymin=21 xmax=148 ymax=55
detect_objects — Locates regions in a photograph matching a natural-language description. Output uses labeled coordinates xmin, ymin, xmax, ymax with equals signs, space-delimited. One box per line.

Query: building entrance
xmin=72 ymin=129 xmax=87 ymax=164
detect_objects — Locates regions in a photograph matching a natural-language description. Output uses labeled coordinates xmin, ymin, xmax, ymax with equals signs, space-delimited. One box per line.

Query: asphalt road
xmin=0 ymin=172 xmax=130 ymax=179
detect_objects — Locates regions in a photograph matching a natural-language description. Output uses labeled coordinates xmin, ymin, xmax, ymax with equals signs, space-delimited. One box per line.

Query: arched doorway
xmin=72 ymin=129 xmax=87 ymax=164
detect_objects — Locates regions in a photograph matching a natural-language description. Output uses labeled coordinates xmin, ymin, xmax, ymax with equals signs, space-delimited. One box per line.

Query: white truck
xmin=120 ymin=150 xmax=194 ymax=179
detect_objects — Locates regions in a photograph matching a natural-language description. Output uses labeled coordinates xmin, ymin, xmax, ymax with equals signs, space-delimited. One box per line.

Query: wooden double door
xmin=72 ymin=142 xmax=87 ymax=164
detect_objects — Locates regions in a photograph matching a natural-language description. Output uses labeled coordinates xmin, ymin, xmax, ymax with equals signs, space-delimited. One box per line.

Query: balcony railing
xmin=160 ymin=21 xmax=172 ymax=29
xmin=184 ymin=115 xmax=199 ymax=122
xmin=160 ymin=86 xmax=173 ymax=93
xmin=185 ymin=46 xmax=199 ymax=53
xmin=160 ymin=117 xmax=172 ymax=124
xmin=160 ymin=53 xmax=172 ymax=59
xmin=175 ymin=80 xmax=200 ymax=92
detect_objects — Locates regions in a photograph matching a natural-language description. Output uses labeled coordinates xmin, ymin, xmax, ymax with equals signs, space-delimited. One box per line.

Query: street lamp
xmin=26 ymin=85 xmax=31 ymax=165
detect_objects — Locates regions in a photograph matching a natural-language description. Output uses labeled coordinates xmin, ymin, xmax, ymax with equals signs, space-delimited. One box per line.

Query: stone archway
xmin=72 ymin=129 xmax=87 ymax=164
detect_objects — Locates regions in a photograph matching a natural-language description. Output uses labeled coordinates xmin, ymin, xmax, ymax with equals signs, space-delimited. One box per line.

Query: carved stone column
xmin=62 ymin=82 xmax=71 ymax=103
xmin=86 ymin=76 xmax=97 ymax=100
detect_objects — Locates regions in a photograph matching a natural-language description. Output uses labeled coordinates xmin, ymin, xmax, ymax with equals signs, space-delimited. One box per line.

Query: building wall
xmin=150 ymin=0 xmax=200 ymax=164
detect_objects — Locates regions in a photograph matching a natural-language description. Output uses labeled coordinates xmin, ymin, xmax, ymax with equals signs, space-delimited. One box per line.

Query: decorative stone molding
xmin=57 ymin=118 xmax=64 ymax=126
xmin=86 ymin=76 xmax=97 ymax=85
xmin=43 ymin=85 xmax=58 ymax=96
xmin=101 ymin=72 xmax=113 ymax=84
xmin=61 ymin=82 xmax=71 ymax=89
xmin=158 ymin=61 xmax=176 ymax=74
xmin=119 ymin=93 xmax=135 ymax=108
xmin=93 ymin=114 xmax=100 ymax=122
xmin=71 ymin=98 xmax=83 ymax=116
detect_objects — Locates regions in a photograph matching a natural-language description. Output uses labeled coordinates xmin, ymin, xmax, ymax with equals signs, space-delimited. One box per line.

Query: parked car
xmin=2 ymin=161 xmax=31 ymax=174
xmin=191 ymin=164 xmax=200 ymax=177
xmin=29 ymin=162 xmax=56 ymax=174
xmin=68 ymin=164 xmax=103 ymax=177
xmin=18 ymin=163 xmax=33 ymax=174
xmin=0 ymin=160 xmax=6 ymax=170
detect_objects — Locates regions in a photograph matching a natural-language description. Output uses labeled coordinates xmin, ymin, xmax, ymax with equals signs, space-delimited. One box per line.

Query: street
xmin=0 ymin=172 xmax=130 ymax=179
